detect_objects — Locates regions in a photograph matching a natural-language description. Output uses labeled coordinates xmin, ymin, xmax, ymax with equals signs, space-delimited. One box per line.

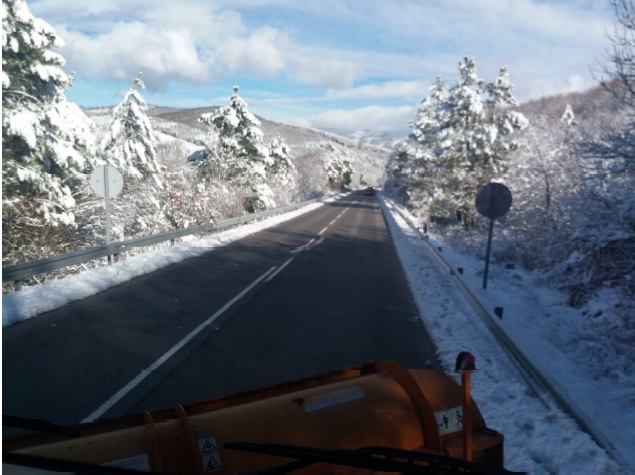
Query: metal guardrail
xmin=379 ymin=197 xmax=630 ymax=471
xmin=2 ymin=198 xmax=321 ymax=290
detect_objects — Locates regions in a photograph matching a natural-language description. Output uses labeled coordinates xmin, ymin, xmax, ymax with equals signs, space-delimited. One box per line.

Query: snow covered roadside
xmin=380 ymin=197 xmax=631 ymax=473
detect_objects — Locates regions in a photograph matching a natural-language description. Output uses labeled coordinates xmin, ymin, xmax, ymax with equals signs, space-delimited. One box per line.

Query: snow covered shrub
xmin=383 ymin=145 xmax=412 ymax=205
xmin=268 ymin=134 xmax=299 ymax=205
xmin=572 ymin=288 xmax=635 ymax=378
xmin=323 ymin=143 xmax=354 ymax=190
xmin=295 ymin=150 xmax=328 ymax=200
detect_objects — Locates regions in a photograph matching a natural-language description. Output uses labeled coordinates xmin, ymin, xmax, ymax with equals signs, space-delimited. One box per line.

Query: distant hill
xmin=84 ymin=105 xmax=392 ymax=187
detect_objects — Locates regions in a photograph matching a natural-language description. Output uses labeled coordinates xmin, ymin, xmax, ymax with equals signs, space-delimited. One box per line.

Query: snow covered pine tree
xmin=2 ymin=0 xmax=97 ymax=271
xmin=198 ymin=86 xmax=275 ymax=213
xmin=100 ymin=73 xmax=163 ymax=188
xmin=2 ymin=0 xmax=97 ymax=226
xmin=404 ymin=57 xmax=527 ymax=225
xmin=97 ymin=73 xmax=166 ymax=239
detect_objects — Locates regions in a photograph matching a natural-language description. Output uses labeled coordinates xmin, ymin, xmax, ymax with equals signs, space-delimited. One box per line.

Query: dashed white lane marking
xmin=320 ymin=204 xmax=353 ymax=235
xmin=82 ymin=266 xmax=277 ymax=423
xmin=266 ymin=258 xmax=294 ymax=282
xmin=291 ymin=237 xmax=317 ymax=253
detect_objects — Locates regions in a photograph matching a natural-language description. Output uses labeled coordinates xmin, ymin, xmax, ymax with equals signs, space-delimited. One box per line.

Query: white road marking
xmin=318 ymin=226 xmax=328 ymax=235
xmin=265 ymin=258 xmax=294 ymax=282
xmin=82 ymin=266 xmax=277 ymax=423
xmin=291 ymin=238 xmax=316 ymax=253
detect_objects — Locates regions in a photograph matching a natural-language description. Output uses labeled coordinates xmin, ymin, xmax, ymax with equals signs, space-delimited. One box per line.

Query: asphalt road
xmin=3 ymin=192 xmax=441 ymax=427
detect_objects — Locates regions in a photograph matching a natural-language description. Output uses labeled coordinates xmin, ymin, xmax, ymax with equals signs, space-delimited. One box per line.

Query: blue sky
xmin=30 ymin=0 xmax=617 ymax=135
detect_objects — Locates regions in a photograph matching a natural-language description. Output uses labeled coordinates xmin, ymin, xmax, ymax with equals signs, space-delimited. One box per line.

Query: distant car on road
xmin=363 ymin=186 xmax=375 ymax=196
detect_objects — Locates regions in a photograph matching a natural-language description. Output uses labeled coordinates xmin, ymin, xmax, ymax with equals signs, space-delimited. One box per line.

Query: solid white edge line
xmin=82 ymin=266 xmax=277 ymax=423
xmin=265 ymin=258 xmax=294 ymax=282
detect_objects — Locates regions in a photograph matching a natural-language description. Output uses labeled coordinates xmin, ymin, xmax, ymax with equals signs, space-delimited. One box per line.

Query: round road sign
xmin=90 ymin=165 xmax=124 ymax=199
xmin=475 ymin=182 xmax=512 ymax=219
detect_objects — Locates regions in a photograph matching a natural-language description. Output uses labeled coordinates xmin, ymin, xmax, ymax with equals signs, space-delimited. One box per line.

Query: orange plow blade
xmin=4 ymin=361 xmax=505 ymax=473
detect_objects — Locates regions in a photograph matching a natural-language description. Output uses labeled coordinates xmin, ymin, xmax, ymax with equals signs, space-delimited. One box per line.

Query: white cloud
xmin=284 ymin=116 xmax=312 ymax=129
xmin=37 ymin=1 xmax=362 ymax=91
xmin=286 ymin=49 xmax=359 ymax=89
xmin=326 ymin=80 xmax=429 ymax=101
xmin=57 ymin=23 xmax=210 ymax=89
xmin=221 ymin=26 xmax=287 ymax=76
xmin=310 ymin=105 xmax=415 ymax=134
xmin=523 ymin=74 xmax=594 ymax=100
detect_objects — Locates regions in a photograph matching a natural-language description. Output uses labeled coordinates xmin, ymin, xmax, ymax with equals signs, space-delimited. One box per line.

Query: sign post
xmin=90 ymin=165 xmax=124 ymax=246
xmin=475 ymin=183 xmax=512 ymax=289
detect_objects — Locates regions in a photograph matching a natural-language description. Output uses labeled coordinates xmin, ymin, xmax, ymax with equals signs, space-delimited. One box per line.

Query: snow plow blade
xmin=3 ymin=360 xmax=506 ymax=473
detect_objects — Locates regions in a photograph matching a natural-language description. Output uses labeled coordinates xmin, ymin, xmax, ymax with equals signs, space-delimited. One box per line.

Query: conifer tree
xmin=85 ymin=73 xmax=166 ymax=241
xmin=323 ymin=143 xmax=354 ymax=190
xmin=2 ymin=0 xmax=97 ymax=226
xmin=406 ymin=57 xmax=527 ymax=223
xmin=101 ymin=73 xmax=163 ymax=189
xmin=198 ymin=86 xmax=274 ymax=212
xmin=404 ymin=76 xmax=449 ymax=212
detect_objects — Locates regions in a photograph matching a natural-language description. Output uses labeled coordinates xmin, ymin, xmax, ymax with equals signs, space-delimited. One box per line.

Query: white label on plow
xmin=434 ymin=406 xmax=464 ymax=435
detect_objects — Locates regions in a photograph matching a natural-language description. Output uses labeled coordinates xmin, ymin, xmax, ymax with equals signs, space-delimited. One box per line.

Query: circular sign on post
xmin=90 ymin=165 xmax=124 ymax=199
xmin=475 ymin=183 xmax=512 ymax=220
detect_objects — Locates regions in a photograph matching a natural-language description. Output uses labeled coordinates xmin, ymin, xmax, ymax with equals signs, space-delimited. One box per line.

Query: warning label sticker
xmin=434 ymin=406 xmax=464 ymax=436
xmin=198 ymin=436 xmax=222 ymax=472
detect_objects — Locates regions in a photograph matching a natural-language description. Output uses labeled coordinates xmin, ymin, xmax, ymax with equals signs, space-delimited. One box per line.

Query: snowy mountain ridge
xmin=84 ymin=105 xmax=392 ymax=187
